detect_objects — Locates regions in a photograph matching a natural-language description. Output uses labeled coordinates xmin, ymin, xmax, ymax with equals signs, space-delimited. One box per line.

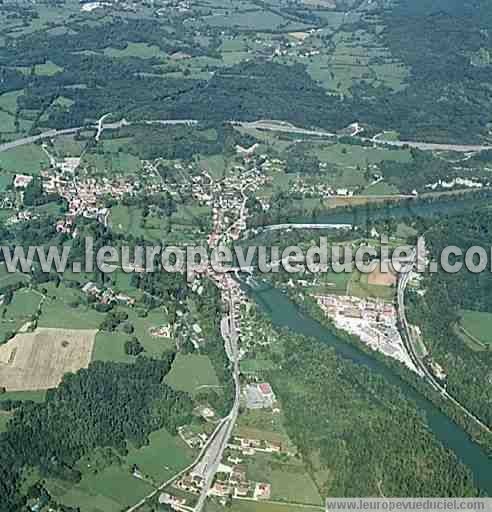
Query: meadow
xmin=458 ymin=310 xmax=492 ymax=351
xmin=164 ymin=354 xmax=220 ymax=395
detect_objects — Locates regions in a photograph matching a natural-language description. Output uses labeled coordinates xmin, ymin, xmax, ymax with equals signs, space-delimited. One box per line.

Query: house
xmin=254 ymin=482 xmax=271 ymax=500
xmin=14 ymin=174 xmax=33 ymax=189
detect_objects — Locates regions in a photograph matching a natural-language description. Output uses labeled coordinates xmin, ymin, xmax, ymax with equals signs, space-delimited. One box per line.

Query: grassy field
xmin=347 ymin=270 xmax=395 ymax=301
xmin=204 ymin=9 xmax=309 ymax=31
xmin=304 ymin=29 xmax=408 ymax=94
xmin=0 ymin=288 xmax=42 ymax=341
xmin=0 ymin=144 xmax=49 ymax=174
xmin=125 ymin=427 xmax=194 ymax=482
xmin=0 ymin=109 xmax=17 ymax=132
xmin=111 ymin=202 xmax=210 ymax=244
xmin=0 ymin=90 xmax=23 ymax=113
xmin=0 ymin=262 xmax=30 ymax=287
xmin=458 ymin=310 xmax=492 ymax=350
xmin=0 ymin=389 xmax=47 ymax=402
xmin=312 ymin=142 xmax=412 ymax=168
xmin=52 ymin=134 xmax=87 ymax=157
xmin=83 ymin=151 xmax=141 ymax=175
xmin=46 ymin=464 xmax=154 ymax=512
xmin=35 ymin=60 xmax=63 ymax=76
xmin=165 ymin=354 xmax=219 ymax=395
xmin=45 ymin=425 xmax=192 ymax=511
xmin=240 ymin=359 xmax=277 ymax=374
xmin=235 ymin=409 xmax=294 ymax=447
xmin=92 ymin=308 xmax=174 ymax=363
xmin=37 ymin=283 xmax=106 ymax=330
xmin=245 ymin=453 xmax=322 ymax=505
xmin=225 ymin=500 xmax=324 ymax=512
xmin=104 ymin=42 xmax=168 ymax=59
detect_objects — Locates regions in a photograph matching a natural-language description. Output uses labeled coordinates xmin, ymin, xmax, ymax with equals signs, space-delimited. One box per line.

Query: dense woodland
xmin=407 ymin=208 xmax=492 ymax=430
xmin=0 ymin=355 xmax=193 ymax=512
xmin=271 ymin=331 xmax=478 ymax=497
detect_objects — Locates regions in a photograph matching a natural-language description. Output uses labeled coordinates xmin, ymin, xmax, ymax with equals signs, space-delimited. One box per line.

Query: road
xmin=194 ymin=293 xmax=241 ymax=512
xmin=397 ymin=248 xmax=491 ymax=434
xmin=240 ymin=120 xmax=492 ymax=153
xmin=2 ymin=118 xmax=492 ymax=155
xmin=261 ymin=222 xmax=352 ymax=231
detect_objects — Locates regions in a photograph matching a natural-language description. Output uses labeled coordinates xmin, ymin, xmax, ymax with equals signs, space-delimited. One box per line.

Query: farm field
xmin=347 ymin=270 xmax=396 ymax=301
xmin=0 ymin=144 xmax=49 ymax=174
xmin=0 ymin=327 xmax=97 ymax=391
xmin=165 ymin=354 xmax=219 ymax=395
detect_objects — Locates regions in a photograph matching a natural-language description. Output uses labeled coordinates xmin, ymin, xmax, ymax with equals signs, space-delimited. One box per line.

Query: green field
xmin=312 ymin=142 xmax=412 ymax=168
xmin=0 ymin=390 xmax=47 ymax=402
xmin=0 ymin=263 xmax=30 ymax=287
xmin=104 ymin=42 xmax=168 ymax=59
xmin=0 ymin=90 xmax=23 ymax=114
xmin=458 ymin=310 xmax=492 ymax=350
xmin=307 ymin=271 xmax=350 ymax=296
xmin=125 ymin=427 xmax=193 ymax=482
xmin=165 ymin=354 xmax=219 ymax=395
xmin=52 ymin=134 xmax=86 ymax=156
xmin=37 ymin=283 xmax=106 ymax=330
xmin=225 ymin=500 xmax=324 ymax=512
xmin=0 ymin=144 xmax=49 ymax=174
xmin=245 ymin=453 xmax=322 ymax=505
xmin=347 ymin=270 xmax=395 ymax=301
xmin=91 ymin=308 xmax=174 ymax=363
xmin=83 ymin=151 xmax=141 ymax=175
xmin=205 ymin=10 xmax=308 ymax=31
xmin=46 ymin=464 xmax=154 ymax=512
xmin=240 ymin=359 xmax=277 ymax=374
xmin=0 ymin=288 xmax=42 ymax=341
xmin=35 ymin=60 xmax=63 ymax=76
xmin=0 ymin=109 xmax=17 ymax=132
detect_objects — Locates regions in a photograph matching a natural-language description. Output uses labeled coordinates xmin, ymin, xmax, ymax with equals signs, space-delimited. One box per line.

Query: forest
xmin=270 ymin=331 xmax=479 ymax=497
xmin=407 ymin=207 xmax=492 ymax=431
xmin=0 ymin=355 xmax=193 ymax=512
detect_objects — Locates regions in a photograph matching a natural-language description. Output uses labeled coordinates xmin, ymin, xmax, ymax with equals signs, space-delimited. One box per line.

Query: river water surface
xmin=246 ymin=280 xmax=492 ymax=495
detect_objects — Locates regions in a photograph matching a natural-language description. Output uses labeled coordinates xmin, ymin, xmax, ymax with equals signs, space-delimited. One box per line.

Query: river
xmin=244 ymin=281 xmax=492 ymax=495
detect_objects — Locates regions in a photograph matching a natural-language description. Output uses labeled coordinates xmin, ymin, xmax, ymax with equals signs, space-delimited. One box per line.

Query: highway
xmin=397 ymin=247 xmax=491 ymax=434
xmin=2 ymin=117 xmax=492 ymax=155
xmin=261 ymin=222 xmax=352 ymax=231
